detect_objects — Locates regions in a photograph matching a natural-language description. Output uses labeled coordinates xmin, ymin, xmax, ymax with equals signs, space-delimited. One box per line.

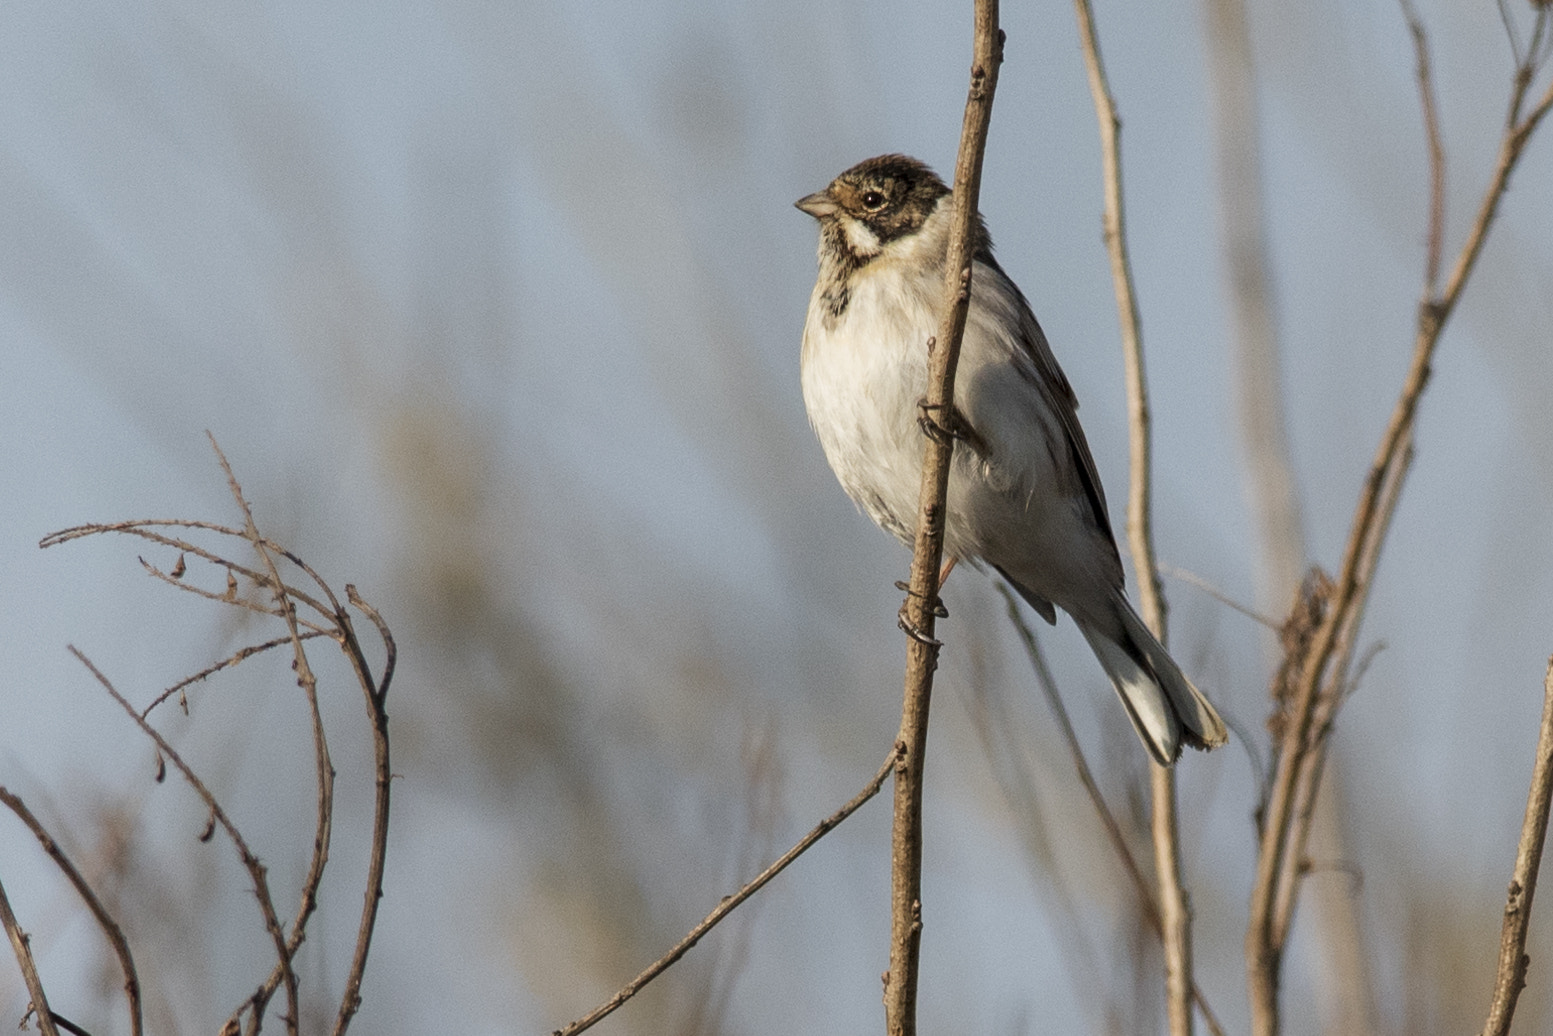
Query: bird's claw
xmin=915 ymin=398 xmax=960 ymax=446
xmin=894 ymin=580 xmax=948 ymax=618
xmin=897 ymin=603 xmax=943 ymax=647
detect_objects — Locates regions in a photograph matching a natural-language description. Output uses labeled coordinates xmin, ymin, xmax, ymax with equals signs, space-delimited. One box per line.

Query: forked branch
xmin=1246 ymin=7 xmax=1553 ymax=1034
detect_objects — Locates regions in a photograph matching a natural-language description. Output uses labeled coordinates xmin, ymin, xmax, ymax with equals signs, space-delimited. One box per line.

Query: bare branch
xmin=331 ymin=586 xmax=396 ymax=1036
xmin=141 ymin=632 xmax=332 ymax=719
xmin=1071 ymin=0 xmax=1196 ymax=1031
xmin=0 ymin=872 xmax=61 ymax=1036
xmin=1479 ymin=659 xmax=1553 ymax=1036
xmin=553 ymin=748 xmax=901 ymax=1036
xmin=1247 ymin=11 xmax=1553 ymax=1034
xmin=205 ymin=438 xmax=331 ymax=1036
xmin=997 ymin=590 xmax=1227 ymax=1036
xmin=0 ymin=788 xmax=142 ymax=1036
xmin=1400 ymin=0 xmax=1448 ymax=294
xmin=885 ymin=4 xmax=1002 ymax=1033
xmin=65 ymin=646 xmax=300 ymax=1035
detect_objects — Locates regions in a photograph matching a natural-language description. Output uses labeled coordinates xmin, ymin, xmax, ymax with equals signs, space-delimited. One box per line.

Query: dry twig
xmin=1246 ymin=7 xmax=1553 ymax=1034
xmin=0 ymin=872 xmax=61 ymax=1036
xmin=552 ymin=747 xmax=901 ymax=1036
xmin=884 ymin=3 xmax=1002 ymax=1033
xmin=0 ymin=788 xmax=143 ymax=1036
xmin=996 ymin=589 xmax=1227 ymax=1036
xmin=1480 ymin=659 xmax=1553 ymax=1036
xmin=1070 ymin=0 xmax=1197 ymax=1031
xmin=29 ymin=439 xmax=398 ymax=1036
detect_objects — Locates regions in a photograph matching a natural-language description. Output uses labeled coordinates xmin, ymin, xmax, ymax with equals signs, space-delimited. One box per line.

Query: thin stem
xmin=1479 ymin=659 xmax=1553 ymax=1036
xmin=999 ymin=591 xmax=1226 ymax=1036
xmin=1246 ymin=13 xmax=1553 ymax=1035
xmin=331 ymin=587 xmax=396 ymax=1036
xmin=0 ymin=788 xmax=143 ymax=1036
xmin=1071 ymin=0 xmax=1194 ymax=1032
xmin=0 ymin=873 xmax=61 ymax=1036
xmin=885 ymin=4 xmax=1002 ymax=1034
xmin=68 ymin=646 xmax=299 ymax=1035
xmin=554 ymin=748 xmax=900 ymax=1036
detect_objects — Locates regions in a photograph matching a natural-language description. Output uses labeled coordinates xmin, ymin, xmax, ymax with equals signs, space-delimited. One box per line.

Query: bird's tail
xmin=1076 ymin=598 xmax=1228 ymax=766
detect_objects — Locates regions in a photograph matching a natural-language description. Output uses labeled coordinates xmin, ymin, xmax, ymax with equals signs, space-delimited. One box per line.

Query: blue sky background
xmin=3 ymin=1 xmax=1552 ymax=1033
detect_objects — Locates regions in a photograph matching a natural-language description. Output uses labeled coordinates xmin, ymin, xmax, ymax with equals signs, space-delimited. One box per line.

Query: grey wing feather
xmin=978 ymin=252 xmax=1120 ymax=566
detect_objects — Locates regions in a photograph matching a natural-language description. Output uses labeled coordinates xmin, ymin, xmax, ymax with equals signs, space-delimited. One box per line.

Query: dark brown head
xmin=795 ymin=154 xmax=951 ymax=259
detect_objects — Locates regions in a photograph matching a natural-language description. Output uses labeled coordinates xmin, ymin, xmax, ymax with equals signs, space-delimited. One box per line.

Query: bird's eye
xmin=861 ymin=190 xmax=886 ymax=211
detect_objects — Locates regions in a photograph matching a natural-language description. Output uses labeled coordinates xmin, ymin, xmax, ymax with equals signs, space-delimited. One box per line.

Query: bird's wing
xmin=975 ymin=251 xmax=1120 ymax=567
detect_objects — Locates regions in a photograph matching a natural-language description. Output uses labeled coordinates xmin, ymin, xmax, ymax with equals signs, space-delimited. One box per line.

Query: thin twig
xmin=553 ymin=748 xmax=901 ymax=1036
xmin=0 ymin=872 xmax=61 ymax=1036
xmin=1480 ymin=658 xmax=1553 ymax=1036
xmin=1070 ymin=1 xmax=1195 ymax=1032
xmin=66 ymin=646 xmax=300 ymax=1035
xmin=206 ymin=439 xmax=327 ymax=1036
xmin=1159 ymin=563 xmax=1279 ymax=630
xmin=331 ymin=586 xmax=396 ymax=1036
xmin=1246 ymin=12 xmax=1553 ymax=1035
xmin=997 ymin=590 xmax=1227 ymax=1036
xmin=41 ymin=520 xmax=336 ymax=624
xmin=885 ymin=4 xmax=1002 ymax=1033
xmin=0 ymin=788 xmax=143 ymax=1036
xmin=1401 ymin=0 xmax=1447 ymax=294
xmin=141 ymin=632 xmax=332 ymax=718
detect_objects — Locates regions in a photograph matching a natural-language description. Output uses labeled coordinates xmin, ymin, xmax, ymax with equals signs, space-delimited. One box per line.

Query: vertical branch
xmin=332 ymin=587 xmax=396 ymax=1036
xmin=998 ymin=592 xmax=1228 ymax=1036
xmin=1071 ymin=2 xmax=1194 ymax=1034
xmin=884 ymin=2 xmax=1002 ymax=1033
xmin=1202 ymin=0 xmax=1306 ymax=611
xmin=1480 ymin=659 xmax=1553 ymax=1036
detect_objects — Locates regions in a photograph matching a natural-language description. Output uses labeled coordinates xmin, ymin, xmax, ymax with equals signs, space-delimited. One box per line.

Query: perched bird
xmin=796 ymin=154 xmax=1226 ymax=765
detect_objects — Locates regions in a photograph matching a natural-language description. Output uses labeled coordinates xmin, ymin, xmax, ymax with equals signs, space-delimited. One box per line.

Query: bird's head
xmin=795 ymin=154 xmax=950 ymax=261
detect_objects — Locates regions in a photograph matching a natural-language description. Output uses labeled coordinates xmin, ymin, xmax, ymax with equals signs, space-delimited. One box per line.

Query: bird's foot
xmin=915 ymin=398 xmax=960 ymax=446
xmin=894 ymin=580 xmax=948 ymax=619
xmin=896 ymin=603 xmax=943 ymax=647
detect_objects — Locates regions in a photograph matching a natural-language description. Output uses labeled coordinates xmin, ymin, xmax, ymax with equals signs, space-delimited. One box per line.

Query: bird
xmin=795 ymin=153 xmax=1226 ymax=765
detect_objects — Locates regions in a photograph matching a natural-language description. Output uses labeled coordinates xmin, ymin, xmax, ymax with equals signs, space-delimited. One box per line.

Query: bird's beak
xmin=795 ymin=190 xmax=838 ymax=219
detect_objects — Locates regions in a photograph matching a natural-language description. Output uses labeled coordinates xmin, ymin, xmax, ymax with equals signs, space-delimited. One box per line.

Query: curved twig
xmin=330 ymin=586 xmax=396 ymax=1036
xmin=68 ymin=646 xmax=299 ymax=1033
xmin=141 ymin=632 xmax=332 ymax=719
xmin=206 ymin=438 xmax=326 ymax=1036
